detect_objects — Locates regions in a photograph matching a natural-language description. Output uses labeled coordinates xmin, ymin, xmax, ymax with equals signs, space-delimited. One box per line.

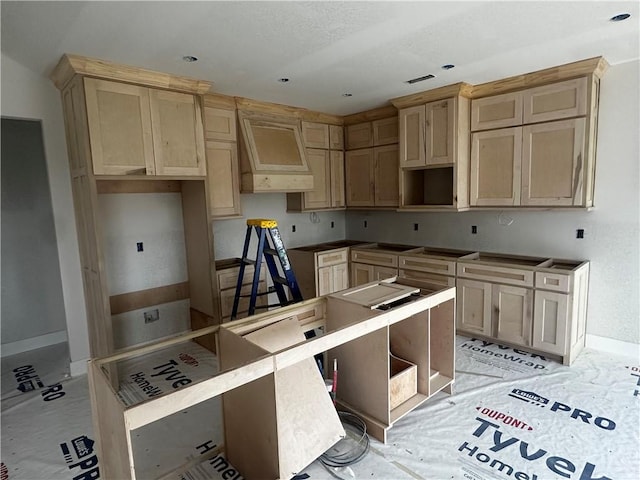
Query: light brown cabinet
xmin=456 ymin=253 xmax=589 ymax=364
xmin=85 ymin=77 xmax=206 ymax=177
xmin=345 ymin=145 xmax=399 ymax=208
xmin=203 ymin=98 xmax=242 ymax=218
xmin=346 ymin=122 xmax=373 ymax=149
xmin=216 ymin=259 xmax=267 ymax=321
xmin=287 ymin=149 xmax=345 ymax=211
xmin=397 ymin=96 xmax=470 ymax=210
xmin=470 ymin=76 xmax=597 ymax=208
xmin=301 ymin=121 xmax=330 ymax=149
xmin=288 ymin=247 xmax=350 ymax=298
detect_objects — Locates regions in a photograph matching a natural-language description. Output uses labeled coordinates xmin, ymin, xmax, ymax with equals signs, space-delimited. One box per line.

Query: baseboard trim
xmin=585 ymin=334 xmax=640 ymax=361
xmin=1 ymin=330 xmax=68 ymax=357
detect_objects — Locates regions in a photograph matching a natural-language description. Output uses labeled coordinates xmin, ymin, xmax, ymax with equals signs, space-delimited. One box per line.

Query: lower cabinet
xmin=216 ymin=259 xmax=266 ymax=321
xmin=288 ymin=247 xmax=350 ymax=299
xmin=456 ymin=255 xmax=589 ymax=365
xmin=351 ymin=263 xmax=397 ymax=286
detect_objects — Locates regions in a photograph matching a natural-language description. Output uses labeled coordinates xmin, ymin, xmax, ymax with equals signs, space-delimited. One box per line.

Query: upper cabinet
xmin=287 ymin=119 xmax=345 ymax=212
xmin=470 ymin=76 xmax=600 ymax=208
xmin=203 ymin=95 xmax=242 ymax=218
xmin=392 ymin=86 xmax=471 ymax=211
xmin=343 ymin=107 xmax=400 ymax=209
xmin=84 ymin=78 xmax=206 ymax=176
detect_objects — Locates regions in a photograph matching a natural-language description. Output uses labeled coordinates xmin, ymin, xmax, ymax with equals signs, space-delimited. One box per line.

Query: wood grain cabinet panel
xmin=346 ymin=122 xmax=374 ymax=149
xmin=523 ymin=77 xmax=588 ymax=124
xmin=471 ymin=92 xmax=523 ymax=131
xmin=493 ymin=284 xmax=532 ymax=347
xmin=345 ymin=149 xmax=375 ymax=206
xmin=374 ymin=144 xmax=399 ymax=207
xmin=470 ymin=127 xmax=522 ymax=206
xmin=425 ymin=98 xmax=455 ymax=166
xmin=287 ymin=149 xmax=345 ymax=211
xmin=372 ymin=117 xmax=399 ymax=146
xmin=84 ymin=78 xmax=155 ymax=175
xmin=521 ymin=118 xmax=586 ymax=206
xmin=329 ymin=124 xmax=344 ymax=150
xmin=456 ymin=279 xmax=492 ymax=336
xmin=204 ymin=107 xmax=236 ymax=142
xmin=302 ymin=121 xmax=330 ymax=149
xmin=205 ymin=140 xmax=241 ymax=218
xmin=399 ymin=105 xmax=425 ymax=168
xmin=532 ymin=290 xmax=569 ymax=356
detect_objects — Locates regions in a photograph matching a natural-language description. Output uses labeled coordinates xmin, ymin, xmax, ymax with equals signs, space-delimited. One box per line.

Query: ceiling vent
xmin=406 ymin=74 xmax=435 ymax=84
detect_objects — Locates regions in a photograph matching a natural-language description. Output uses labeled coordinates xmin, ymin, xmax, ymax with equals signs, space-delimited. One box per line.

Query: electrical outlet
xmin=292 ymin=225 xmax=296 ymax=233
xmin=576 ymin=229 xmax=584 ymax=239
xmin=331 ymin=221 xmax=334 ymax=228
xmin=137 ymin=242 xmax=144 ymax=252
xmin=414 ymin=223 xmax=419 ymax=231
xmin=364 ymin=221 xmax=368 ymax=228
xmin=144 ymin=309 xmax=159 ymax=324
xmin=471 ymin=225 xmax=477 ymax=234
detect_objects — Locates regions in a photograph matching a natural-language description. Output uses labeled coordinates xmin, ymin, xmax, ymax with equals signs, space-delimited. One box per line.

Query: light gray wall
xmin=346 ymin=60 xmax=640 ymax=345
xmin=1 ymin=53 xmax=89 ymax=373
xmin=212 ymin=193 xmax=347 ymax=260
xmin=1 ymin=118 xmax=67 ymax=343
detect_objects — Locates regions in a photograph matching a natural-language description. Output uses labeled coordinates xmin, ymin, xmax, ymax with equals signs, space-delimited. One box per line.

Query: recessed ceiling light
xmin=342 ymin=93 xmax=353 ymax=97
xmin=610 ymin=13 xmax=631 ymax=21
xmin=441 ymin=64 xmax=455 ymax=70
xmin=182 ymin=55 xmax=198 ymax=63
xmin=278 ymin=78 xmax=290 ymax=83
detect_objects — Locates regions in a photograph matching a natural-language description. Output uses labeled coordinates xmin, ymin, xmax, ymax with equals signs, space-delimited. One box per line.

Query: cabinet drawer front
xmin=457 ymin=262 xmax=533 ymax=287
xmin=317 ymin=249 xmax=349 ymax=267
xmin=217 ymin=265 xmax=265 ymax=290
xmin=398 ymin=256 xmax=455 ymax=276
xmin=351 ymin=250 xmax=398 ymax=268
xmin=471 ymin=92 xmax=523 ymax=131
xmin=535 ymin=272 xmax=570 ymax=293
xmin=399 ymin=269 xmax=455 ymax=287
xmin=523 ymin=77 xmax=587 ymax=124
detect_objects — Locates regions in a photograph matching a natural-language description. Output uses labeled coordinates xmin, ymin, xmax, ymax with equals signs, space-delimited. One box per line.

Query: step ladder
xmin=231 ymin=219 xmax=303 ymax=320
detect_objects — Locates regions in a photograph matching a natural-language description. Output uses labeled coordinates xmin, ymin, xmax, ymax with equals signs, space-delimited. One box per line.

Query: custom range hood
xmin=237 ymin=110 xmax=314 ymax=193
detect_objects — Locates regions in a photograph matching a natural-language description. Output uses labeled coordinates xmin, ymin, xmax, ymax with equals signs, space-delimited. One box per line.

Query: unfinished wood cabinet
xmin=329 ymin=124 xmax=344 ymax=150
xmin=399 ymin=247 xmax=470 ymax=289
xmin=396 ymin=96 xmax=470 ymax=210
xmin=289 ymin=246 xmax=350 ymax=298
xmin=350 ymin=244 xmax=418 ymax=287
xmin=286 ymin=149 xmax=345 ymax=211
xmin=345 ymin=146 xmax=398 ymax=208
xmin=202 ymin=98 xmax=242 ymax=218
xmin=470 ymin=75 xmax=598 ymax=208
xmin=52 ymin=54 xmax=217 ymax=363
xmin=346 ymin=122 xmax=373 ymax=149
xmin=301 ymin=121 xmax=330 ymax=149
xmin=456 ymin=253 xmax=589 ymax=364
xmin=327 ymin=280 xmax=455 ymax=443
xmin=372 ymin=117 xmax=399 ymax=146
xmin=85 ymin=78 xmax=206 ymax=177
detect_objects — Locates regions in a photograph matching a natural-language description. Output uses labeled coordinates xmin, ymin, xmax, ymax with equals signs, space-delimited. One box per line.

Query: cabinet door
xmin=317 ymin=266 xmax=333 ymax=297
xmin=399 ymin=105 xmax=425 ymax=168
xmin=330 ymin=151 xmax=345 ymax=208
xmin=346 ymin=122 xmax=373 ymax=150
xmin=345 ymin=149 xmax=375 ymax=206
xmin=471 ymin=92 xmax=523 ymax=131
xmin=470 ymin=127 xmax=522 ymax=206
xmin=523 ymin=78 xmax=587 ymax=124
xmin=304 ymin=148 xmax=332 ymax=209
xmin=84 ymin=78 xmax=155 ymax=175
xmin=302 ymin=122 xmax=330 ymax=149
xmin=521 ymin=118 xmax=586 ymax=206
xmin=351 ymin=262 xmax=374 ymax=287
xmin=374 ymin=145 xmax=399 ymax=207
xmin=533 ymin=291 xmax=569 ymax=355
xmin=425 ymin=98 xmax=454 ymax=165
xmin=329 ymin=125 xmax=344 ymax=150
xmin=457 ymin=279 xmax=492 ymax=336
xmin=206 ymin=141 xmax=241 ymax=218
xmin=150 ymin=89 xmax=206 ymax=176
xmin=372 ymin=117 xmax=399 ymax=146
xmin=204 ymin=107 xmax=236 ymax=141
xmin=332 ymin=263 xmax=349 ymax=293
xmin=493 ymin=285 xmax=532 ymax=347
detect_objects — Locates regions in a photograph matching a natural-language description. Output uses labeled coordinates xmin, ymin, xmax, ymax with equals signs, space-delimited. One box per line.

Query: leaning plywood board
xmin=243 ymin=317 xmax=345 ymax=478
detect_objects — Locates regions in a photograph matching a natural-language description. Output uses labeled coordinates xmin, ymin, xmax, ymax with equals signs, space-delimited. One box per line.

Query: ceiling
xmin=2 ymin=1 xmax=638 ymax=116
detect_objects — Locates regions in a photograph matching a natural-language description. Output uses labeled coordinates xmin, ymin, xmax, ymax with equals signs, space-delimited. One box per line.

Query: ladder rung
xmin=241 ymin=258 xmax=256 ymax=265
xmin=263 ymin=248 xmax=279 ymax=256
xmin=272 ymin=276 xmax=288 ymax=285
